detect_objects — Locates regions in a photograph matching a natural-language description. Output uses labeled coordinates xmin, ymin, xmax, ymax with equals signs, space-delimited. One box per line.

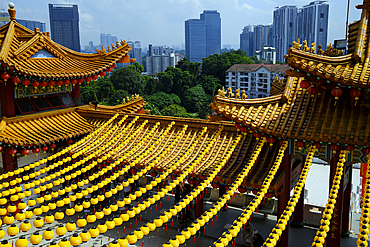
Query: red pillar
xmin=277 ymin=147 xmax=291 ymax=247
xmin=291 ymin=156 xmax=306 ymax=228
xmin=2 ymin=149 xmax=17 ymax=172
xmin=194 ymin=179 xmax=204 ymax=218
xmin=0 ymin=81 xmax=15 ymax=117
xmin=326 ymin=151 xmax=343 ymax=247
xmin=71 ymin=83 xmax=81 ymax=106
xmin=341 ymin=164 xmax=352 ymax=237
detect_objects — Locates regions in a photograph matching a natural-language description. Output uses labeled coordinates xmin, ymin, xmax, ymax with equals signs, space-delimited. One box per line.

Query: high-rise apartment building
xmin=273 ymin=5 xmax=298 ymax=62
xmin=49 ymin=4 xmax=80 ymax=52
xmin=185 ymin=10 xmax=221 ymax=63
xmin=240 ymin=24 xmax=273 ymax=57
xmin=146 ymin=45 xmax=182 ymax=74
xmin=100 ymin=33 xmax=117 ymax=50
xmin=125 ymin=41 xmax=142 ymax=65
xmin=298 ymin=1 xmax=329 ymax=53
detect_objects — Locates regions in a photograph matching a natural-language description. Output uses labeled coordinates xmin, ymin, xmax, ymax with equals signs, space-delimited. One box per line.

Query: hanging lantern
xmin=48 ymin=80 xmax=55 ymax=87
xmin=64 ymin=79 xmax=70 ymax=86
xmin=77 ymin=78 xmax=84 ymax=84
xmin=22 ymin=79 xmax=30 ymax=87
xmin=0 ymin=146 xmax=2 ymax=152
xmin=296 ymin=140 xmax=305 ymax=149
xmin=308 ymin=86 xmax=318 ymax=96
xmin=329 ymin=144 xmax=341 ymax=153
xmin=238 ymin=186 xmax=247 ymax=194
xmin=99 ymin=71 xmax=106 ymax=77
xmin=211 ymin=181 xmax=220 ymax=189
xmin=41 ymin=146 xmax=48 ymax=153
xmin=85 ymin=76 xmax=92 ymax=83
xmin=345 ymin=145 xmax=355 ymax=151
xmin=187 ymin=177 xmax=196 ymax=185
xmin=107 ymin=67 xmax=114 ymax=72
xmin=32 ymin=147 xmax=40 ymax=156
xmin=331 ymin=86 xmax=343 ymax=105
xmin=8 ymin=147 xmax=17 ymax=156
xmin=234 ymin=123 xmax=240 ymax=130
xmin=253 ymin=132 xmax=262 ymax=140
xmin=40 ymin=81 xmax=47 ymax=88
xmin=66 ymin=139 xmax=73 ymax=145
xmin=314 ymin=142 xmax=322 ymax=150
xmin=49 ymin=143 xmax=56 ymax=151
xmin=266 ymin=136 xmax=276 ymax=146
xmin=71 ymin=79 xmax=78 ymax=86
xmin=350 ymin=88 xmax=362 ymax=105
xmin=32 ymin=80 xmax=40 ymax=87
xmin=12 ymin=76 xmax=20 ymax=86
xmin=1 ymin=72 xmax=10 ymax=82
xmin=92 ymin=74 xmax=99 ymax=81
xmin=265 ymin=192 xmax=274 ymax=198
xmin=300 ymin=79 xmax=310 ymax=91
xmin=22 ymin=149 xmax=30 ymax=156
xmin=112 ymin=64 xmax=116 ymax=69
xmin=56 ymin=80 xmax=64 ymax=87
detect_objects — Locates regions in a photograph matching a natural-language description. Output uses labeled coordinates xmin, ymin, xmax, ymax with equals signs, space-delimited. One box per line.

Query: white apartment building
xmin=225 ymin=64 xmax=289 ymax=98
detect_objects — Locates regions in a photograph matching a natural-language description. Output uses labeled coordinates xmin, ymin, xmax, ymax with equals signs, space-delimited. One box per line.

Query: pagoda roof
xmin=87 ymin=96 xmax=148 ymax=114
xmin=285 ymin=1 xmax=370 ymax=89
xmin=0 ymin=7 xmax=131 ymax=79
xmin=0 ymin=106 xmax=94 ymax=146
xmin=211 ymin=76 xmax=370 ymax=147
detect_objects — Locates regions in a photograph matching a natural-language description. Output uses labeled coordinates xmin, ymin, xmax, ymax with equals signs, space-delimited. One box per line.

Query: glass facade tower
xmin=185 ymin=10 xmax=221 ymax=63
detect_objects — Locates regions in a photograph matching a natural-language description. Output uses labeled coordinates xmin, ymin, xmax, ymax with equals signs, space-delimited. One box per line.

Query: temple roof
xmin=0 ymin=5 xmax=131 ymax=80
xmin=211 ymin=76 xmax=370 ymax=147
xmin=285 ymin=0 xmax=370 ymax=88
xmin=0 ymin=106 xmax=94 ymax=146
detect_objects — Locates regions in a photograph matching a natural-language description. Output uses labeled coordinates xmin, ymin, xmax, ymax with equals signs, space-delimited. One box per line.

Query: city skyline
xmin=15 ymin=0 xmax=362 ymax=50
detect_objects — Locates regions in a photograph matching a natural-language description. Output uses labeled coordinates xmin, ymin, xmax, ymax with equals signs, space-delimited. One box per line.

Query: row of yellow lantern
xmin=122 ymin=127 xmax=232 ymax=246
xmin=0 ymin=116 xmax=143 ymax=213
xmin=261 ymin=145 xmax=316 ymax=247
xmin=0 ymin=114 xmax=127 ymax=200
xmin=309 ymin=150 xmax=347 ymax=247
xmin=11 ymin=123 xmax=194 ymax=246
xmin=210 ymin=141 xmax=289 ymax=247
xmin=166 ymin=138 xmax=266 ymax=247
xmin=0 ymin=113 xmax=121 ymax=191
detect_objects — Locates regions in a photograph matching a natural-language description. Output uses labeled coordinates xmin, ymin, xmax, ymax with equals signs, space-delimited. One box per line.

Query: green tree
xmin=161 ymin=104 xmax=193 ymax=118
xmin=144 ymin=92 xmax=181 ymax=111
xmin=81 ymin=83 xmax=99 ymax=104
xmin=183 ymin=85 xmax=210 ymax=113
xmin=110 ymin=67 xmax=145 ymax=95
xmin=127 ymin=62 xmax=144 ymax=74
xmin=94 ymin=78 xmax=115 ymax=105
xmin=107 ymin=89 xmax=130 ymax=106
xmin=157 ymin=67 xmax=193 ymax=100
xmin=143 ymin=75 xmax=158 ymax=95
xmin=199 ymin=75 xmax=222 ymax=97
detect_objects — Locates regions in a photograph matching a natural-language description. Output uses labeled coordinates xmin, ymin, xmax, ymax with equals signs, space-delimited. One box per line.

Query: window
xmin=32 ymin=98 xmax=53 ymax=110
xmin=60 ymin=93 xmax=74 ymax=107
xmin=46 ymin=95 xmax=65 ymax=108
xmin=15 ymin=99 xmax=36 ymax=114
xmin=320 ymin=13 xmax=324 ymax=18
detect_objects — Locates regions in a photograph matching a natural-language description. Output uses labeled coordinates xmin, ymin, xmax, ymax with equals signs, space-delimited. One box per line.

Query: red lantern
xmin=241 ymin=126 xmax=248 ymax=133
xmin=22 ymin=79 xmax=30 ymax=87
xmin=40 ymin=81 xmax=47 ymax=88
xmin=350 ymin=88 xmax=362 ymax=100
xmin=314 ymin=142 xmax=322 ymax=150
xmin=21 ymin=149 xmax=30 ymax=156
xmin=150 ymin=170 xmax=158 ymax=177
xmin=92 ymin=74 xmax=99 ymax=81
xmin=12 ymin=76 xmax=20 ymax=86
xmin=234 ymin=123 xmax=240 ymax=130
xmin=99 ymin=71 xmax=106 ymax=77
xmin=253 ymin=132 xmax=262 ymax=140
xmin=300 ymin=79 xmax=310 ymax=90
xmin=71 ymin=79 xmax=78 ymax=85
xmin=187 ymin=177 xmax=196 ymax=185
xmin=346 ymin=145 xmax=355 ymax=151
xmin=252 ymin=189 xmax=259 ymax=195
xmin=1 ymin=72 xmax=10 ymax=82
xmin=331 ymin=86 xmax=343 ymax=100
xmin=64 ymin=79 xmax=70 ymax=85
xmin=66 ymin=139 xmax=73 ymax=145
xmin=238 ymin=186 xmax=247 ymax=194
xmin=32 ymin=148 xmax=40 ymax=155
xmin=32 ymin=81 xmax=39 ymax=87
xmin=77 ymin=78 xmax=84 ymax=84
xmin=56 ymin=80 xmax=64 ymax=87
xmin=0 ymin=146 xmax=2 ymax=152
xmin=107 ymin=67 xmax=113 ymax=72
xmin=85 ymin=76 xmax=92 ymax=83
xmin=266 ymin=136 xmax=276 ymax=146
xmin=330 ymin=144 xmax=341 ymax=153
xmin=211 ymin=181 xmax=220 ymax=189
xmin=308 ymin=86 xmax=318 ymax=96
xmin=363 ymin=147 xmax=370 ymax=155
xmin=296 ymin=140 xmax=305 ymax=149
xmin=48 ymin=80 xmax=55 ymax=87
xmin=41 ymin=146 xmax=48 ymax=153
xmin=49 ymin=143 xmax=56 ymax=151
xmin=265 ymin=192 xmax=274 ymax=198
xmin=112 ymin=64 xmax=116 ymax=69
xmin=8 ymin=147 xmax=17 ymax=156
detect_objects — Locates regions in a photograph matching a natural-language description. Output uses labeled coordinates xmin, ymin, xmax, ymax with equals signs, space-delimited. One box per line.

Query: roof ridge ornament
xmin=8 ymin=2 xmax=16 ymax=21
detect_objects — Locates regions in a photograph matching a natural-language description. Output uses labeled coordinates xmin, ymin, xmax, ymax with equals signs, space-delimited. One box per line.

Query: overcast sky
xmin=10 ymin=0 xmax=364 ymax=50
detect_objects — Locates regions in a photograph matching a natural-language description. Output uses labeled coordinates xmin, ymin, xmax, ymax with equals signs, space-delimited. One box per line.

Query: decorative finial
xmin=8 ymin=2 xmax=16 ymax=21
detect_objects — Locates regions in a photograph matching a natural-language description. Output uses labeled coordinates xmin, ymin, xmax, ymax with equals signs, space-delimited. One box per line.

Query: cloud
xmin=240 ymin=4 xmax=253 ymax=10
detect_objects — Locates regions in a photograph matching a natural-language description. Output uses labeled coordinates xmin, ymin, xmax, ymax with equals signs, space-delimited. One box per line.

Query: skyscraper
xmin=273 ymin=5 xmax=298 ymax=62
xmin=240 ymin=25 xmax=254 ymax=57
xmin=240 ymin=24 xmax=273 ymax=57
xmin=185 ymin=10 xmax=221 ymax=63
xmin=100 ymin=33 xmax=117 ymax=50
xmin=17 ymin=19 xmax=46 ymax=32
xmin=125 ymin=40 xmax=142 ymax=65
xmin=298 ymin=1 xmax=329 ymax=52
xmin=49 ymin=4 xmax=80 ymax=52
